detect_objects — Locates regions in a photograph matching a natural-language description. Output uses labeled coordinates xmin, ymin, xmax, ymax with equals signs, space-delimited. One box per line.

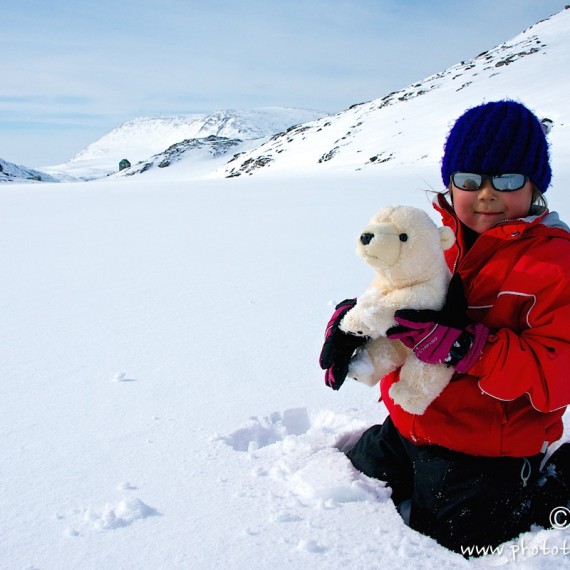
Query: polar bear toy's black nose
xmin=360 ymin=232 xmax=374 ymax=245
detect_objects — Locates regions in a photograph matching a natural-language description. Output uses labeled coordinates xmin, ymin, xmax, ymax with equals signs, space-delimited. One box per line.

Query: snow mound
xmin=60 ymin=496 xmax=159 ymax=536
xmin=219 ymin=408 xmax=313 ymax=452
xmin=218 ymin=408 xmax=388 ymax=506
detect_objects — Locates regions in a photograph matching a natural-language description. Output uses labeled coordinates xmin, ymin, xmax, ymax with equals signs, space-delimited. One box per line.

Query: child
xmin=320 ymin=100 xmax=570 ymax=554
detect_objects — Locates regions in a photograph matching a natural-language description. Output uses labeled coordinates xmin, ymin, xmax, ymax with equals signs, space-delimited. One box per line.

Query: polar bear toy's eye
xmin=399 ymin=233 xmax=408 ymax=242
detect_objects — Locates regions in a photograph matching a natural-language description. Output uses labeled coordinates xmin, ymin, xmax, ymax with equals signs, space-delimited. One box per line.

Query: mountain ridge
xmin=0 ymin=158 xmax=57 ymax=184
xmin=213 ymin=8 xmax=569 ymax=180
xmin=42 ymin=107 xmax=327 ymax=181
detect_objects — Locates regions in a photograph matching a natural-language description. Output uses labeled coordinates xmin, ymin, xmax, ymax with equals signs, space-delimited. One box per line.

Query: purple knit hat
xmin=441 ymin=101 xmax=551 ymax=192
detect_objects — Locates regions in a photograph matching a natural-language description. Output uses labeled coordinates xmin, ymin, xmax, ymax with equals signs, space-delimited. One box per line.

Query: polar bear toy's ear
xmin=438 ymin=226 xmax=455 ymax=251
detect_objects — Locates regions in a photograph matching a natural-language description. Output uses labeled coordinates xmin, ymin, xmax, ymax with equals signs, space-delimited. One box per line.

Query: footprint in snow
xmin=112 ymin=372 xmax=136 ymax=382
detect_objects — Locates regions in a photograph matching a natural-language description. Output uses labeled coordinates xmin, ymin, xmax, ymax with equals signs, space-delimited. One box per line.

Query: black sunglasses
xmin=451 ymin=172 xmax=529 ymax=192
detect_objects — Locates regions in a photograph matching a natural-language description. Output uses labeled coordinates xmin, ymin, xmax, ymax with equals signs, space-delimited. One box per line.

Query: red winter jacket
xmin=381 ymin=193 xmax=570 ymax=457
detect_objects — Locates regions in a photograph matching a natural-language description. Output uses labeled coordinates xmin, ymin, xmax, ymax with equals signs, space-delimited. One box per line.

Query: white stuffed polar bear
xmin=340 ymin=205 xmax=456 ymax=415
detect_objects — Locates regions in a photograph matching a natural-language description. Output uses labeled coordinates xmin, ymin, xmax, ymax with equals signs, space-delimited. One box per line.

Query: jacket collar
xmin=432 ymin=192 xmax=564 ymax=240
xmin=432 ymin=192 xmax=570 ymax=271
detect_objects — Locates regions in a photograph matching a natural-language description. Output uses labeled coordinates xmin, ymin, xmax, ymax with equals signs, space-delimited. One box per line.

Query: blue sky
xmin=1 ymin=0 xmax=565 ymax=167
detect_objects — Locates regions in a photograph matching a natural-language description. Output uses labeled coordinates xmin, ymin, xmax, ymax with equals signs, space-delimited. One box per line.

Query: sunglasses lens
xmin=452 ymin=172 xmax=528 ymax=192
xmin=492 ymin=174 xmax=527 ymax=191
xmin=452 ymin=173 xmax=482 ymax=190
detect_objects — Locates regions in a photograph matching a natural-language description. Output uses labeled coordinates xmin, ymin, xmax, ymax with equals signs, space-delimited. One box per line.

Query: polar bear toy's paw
xmin=347 ymin=348 xmax=379 ymax=387
xmin=339 ymin=308 xmax=373 ymax=337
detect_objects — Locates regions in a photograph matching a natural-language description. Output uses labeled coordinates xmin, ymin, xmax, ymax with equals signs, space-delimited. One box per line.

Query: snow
xmin=2 ymin=8 xmax=570 ymax=570
xmin=2 ymin=166 xmax=570 ymax=570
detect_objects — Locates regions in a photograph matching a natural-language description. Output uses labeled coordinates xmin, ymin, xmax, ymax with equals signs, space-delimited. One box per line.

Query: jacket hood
xmin=536 ymin=210 xmax=570 ymax=232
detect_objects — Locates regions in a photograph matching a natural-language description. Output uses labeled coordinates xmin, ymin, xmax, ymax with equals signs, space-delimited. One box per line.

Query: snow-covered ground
xmin=2 ymin=162 xmax=570 ymax=569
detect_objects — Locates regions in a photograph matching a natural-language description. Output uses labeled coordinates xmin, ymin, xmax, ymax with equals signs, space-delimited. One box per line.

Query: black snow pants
xmin=346 ymin=417 xmax=570 ymax=556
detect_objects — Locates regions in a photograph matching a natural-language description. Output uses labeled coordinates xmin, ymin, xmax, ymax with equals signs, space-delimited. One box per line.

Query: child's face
xmin=451 ymin=179 xmax=534 ymax=234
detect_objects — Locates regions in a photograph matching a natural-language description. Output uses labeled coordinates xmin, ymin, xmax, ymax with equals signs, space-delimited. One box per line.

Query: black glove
xmin=387 ymin=273 xmax=488 ymax=373
xmin=319 ymin=299 xmax=369 ymax=390
xmin=387 ymin=272 xmax=470 ymax=333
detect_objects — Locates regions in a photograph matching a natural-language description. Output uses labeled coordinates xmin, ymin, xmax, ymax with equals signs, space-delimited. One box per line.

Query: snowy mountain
xmin=0 ymin=157 xmax=57 ymax=184
xmin=41 ymin=107 xmax=327 ymax=181
xmin=215 ymin=8 xmax=570 ymax=180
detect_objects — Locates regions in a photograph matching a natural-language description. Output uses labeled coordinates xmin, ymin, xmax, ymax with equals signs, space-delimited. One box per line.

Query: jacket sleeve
xmin=470 ymin=258 xmax=570 ymax=413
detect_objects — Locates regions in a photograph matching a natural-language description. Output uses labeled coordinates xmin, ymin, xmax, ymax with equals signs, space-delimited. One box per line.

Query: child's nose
xmin=478 ymin=180 xmax=496 ymax=197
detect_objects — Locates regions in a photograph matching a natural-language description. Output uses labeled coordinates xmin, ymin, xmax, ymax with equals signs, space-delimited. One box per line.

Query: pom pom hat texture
xmin=441 ymin=100 xmax=551 ymax=193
